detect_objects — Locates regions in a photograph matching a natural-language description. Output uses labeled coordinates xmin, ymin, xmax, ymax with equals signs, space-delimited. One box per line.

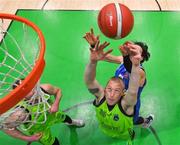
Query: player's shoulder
xmin=93 ymin=96 xmax=105 ymax=107
xmin=139 ymin=67 xmax=146 ymax=75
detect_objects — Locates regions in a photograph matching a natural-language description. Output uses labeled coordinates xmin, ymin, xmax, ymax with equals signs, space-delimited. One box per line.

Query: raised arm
xmin=84 ymin=59 xmax=104 ymax=99
xmin=121 ymin=41 xmax=146 ymax=87
xmin=103 ymin=54 xmax=123 ymax=64
xmin=84 ymin=40 xmax=112 ymax=99
xmin=3 ymin=128 xmax=42 ymax=142
xmin=40 ymin=84 xmax=62 ymax=113
xmin=121 ymin=44 xmax=142 ymax=113
xmin=103 ymin=41 xmax=131 ymax=64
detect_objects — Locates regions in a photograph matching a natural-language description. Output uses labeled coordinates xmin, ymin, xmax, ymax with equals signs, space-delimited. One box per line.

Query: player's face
xmin=5 ymin=109 xmax=26 ymax=129
xmin=105 ymin=80 xmax=124 ymax=105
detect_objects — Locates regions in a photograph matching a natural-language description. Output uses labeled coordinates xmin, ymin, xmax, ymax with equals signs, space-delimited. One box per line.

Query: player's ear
xmin=104 ymin=88 xmax=106 ymax=93
xmin=123 ymin=89 xmax=127 ymax=94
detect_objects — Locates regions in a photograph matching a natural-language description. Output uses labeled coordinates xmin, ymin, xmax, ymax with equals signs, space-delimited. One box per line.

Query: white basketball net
xmin=0 ymin=17 xmax=50 ymax=131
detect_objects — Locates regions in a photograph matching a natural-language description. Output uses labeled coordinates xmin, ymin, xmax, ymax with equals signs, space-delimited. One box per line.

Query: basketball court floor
xmin=0 ymin=1 xmax=180 ymax=145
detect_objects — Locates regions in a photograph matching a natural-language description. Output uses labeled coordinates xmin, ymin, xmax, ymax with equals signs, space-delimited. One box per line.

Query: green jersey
xmin=94 ymin=97 xmax=134 ymax=140
xmin=17 ymin=89 xmax=66 ymax=145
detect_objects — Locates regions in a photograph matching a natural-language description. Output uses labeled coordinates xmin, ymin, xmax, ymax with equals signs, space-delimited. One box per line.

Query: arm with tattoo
xmin=84 ymin=40 xmax=112 ymax=99
xmin=84 ymin=61 xmax=104 ymax=99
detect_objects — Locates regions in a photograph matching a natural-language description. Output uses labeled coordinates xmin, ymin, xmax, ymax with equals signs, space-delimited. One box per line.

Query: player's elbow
xmin=54 ymin=88 xmax=62 ymax=97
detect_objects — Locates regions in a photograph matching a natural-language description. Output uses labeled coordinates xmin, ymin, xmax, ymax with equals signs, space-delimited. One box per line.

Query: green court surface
xmin=1 ymin=10 xmax=180 ymax=145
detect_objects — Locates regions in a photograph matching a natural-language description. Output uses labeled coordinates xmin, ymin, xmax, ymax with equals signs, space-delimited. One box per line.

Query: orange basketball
xmin=98 ymin=3 xmax=134 ymax=39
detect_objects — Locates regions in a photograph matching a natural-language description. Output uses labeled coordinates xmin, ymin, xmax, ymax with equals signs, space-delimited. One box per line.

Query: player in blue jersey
xmin=112 ymin=41 xmax=153 ymax=127
xmin=83 ymin=28 xmax=154 ymax=128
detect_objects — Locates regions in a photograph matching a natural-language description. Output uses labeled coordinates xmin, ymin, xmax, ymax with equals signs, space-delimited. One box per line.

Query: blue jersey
xmin=115 ymin=64 xmax=146 ymax=98
xmin=115 ymin=64 xmax=146 ymax=123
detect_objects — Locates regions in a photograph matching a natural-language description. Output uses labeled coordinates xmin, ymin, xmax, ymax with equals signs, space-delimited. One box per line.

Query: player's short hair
xmin=107 ymin=76 xmax=125 ymax=90
xmin=12 ymin=78 xmax=24 ymax=89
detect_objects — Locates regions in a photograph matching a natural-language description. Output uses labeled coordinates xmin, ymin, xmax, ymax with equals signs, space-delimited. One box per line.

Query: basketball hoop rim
xmin=0 ymin=13 xmax=45 ymax=115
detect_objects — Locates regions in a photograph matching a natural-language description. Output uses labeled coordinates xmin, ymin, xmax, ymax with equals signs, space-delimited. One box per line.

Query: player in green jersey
xmin=2 ymin=81 xmax=85 ymax=145
xmin=84 ymin=40 xmax=142 ymax=143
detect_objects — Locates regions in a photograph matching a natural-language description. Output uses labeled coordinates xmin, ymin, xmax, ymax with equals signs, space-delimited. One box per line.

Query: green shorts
xmin=22 ymin=111 xmax=66 ymax=145
xmin=39 ymin=128 xmax=55 ymax=145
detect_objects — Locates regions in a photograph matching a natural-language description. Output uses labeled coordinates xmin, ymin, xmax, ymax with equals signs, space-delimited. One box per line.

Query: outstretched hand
xmin=118 ymin=41 xmax=133 ymax=56
xmin=90 ymin=40 xmax=113 ymax=63
xmin=83 ymin=28 xmax=99 ymax=47
xmin=126 ymin=43 xmax=142 ymax=66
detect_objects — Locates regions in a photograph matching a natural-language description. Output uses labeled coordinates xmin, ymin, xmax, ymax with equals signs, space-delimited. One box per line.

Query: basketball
xmin=98 ymin=3 xmax=134 ymax=39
